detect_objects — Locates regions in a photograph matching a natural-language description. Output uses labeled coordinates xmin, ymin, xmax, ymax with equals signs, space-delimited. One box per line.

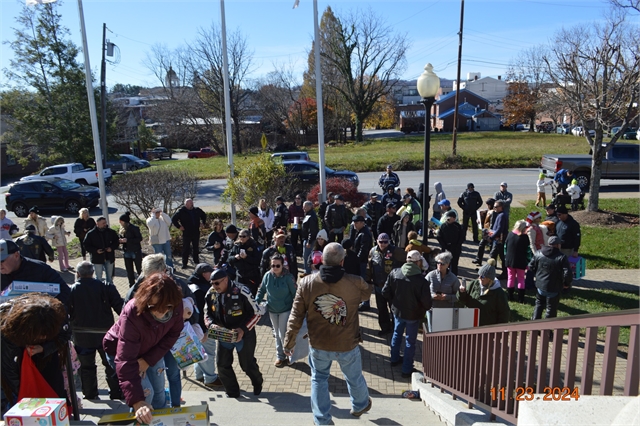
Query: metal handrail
xmin=422 ymin=308 xmax=640 ymax=424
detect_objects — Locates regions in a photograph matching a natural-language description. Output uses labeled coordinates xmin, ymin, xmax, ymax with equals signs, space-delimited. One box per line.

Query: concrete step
xmin=74 ymin=390 xmax=445 ymax=425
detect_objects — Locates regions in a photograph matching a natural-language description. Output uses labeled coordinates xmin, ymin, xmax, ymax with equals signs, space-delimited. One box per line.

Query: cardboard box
xmin=170 ymin=322 xmax=207 ymax=369
xmin=429 ymin=308 xmax=479 ymax=333
xmin=0 ymin=281 xmax=60 ymax=301
xmin=3 ymin=398 xmax=69 ymax=426
xmin=98 ymin=404 xmax=209 ymax=426
xmin=207 ymin=326 xmax=238 ymax=343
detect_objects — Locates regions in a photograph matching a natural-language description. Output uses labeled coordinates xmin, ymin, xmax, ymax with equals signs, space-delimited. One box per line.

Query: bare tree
xmin=320 ymin=8 xmax=409 ymax=142
xmin=185 ymin=24 xmax=255 ymax=154
xmin=608 ymin=0 xmax=639 ymax=13
xmin=543 ymin=13 xmax=640 ymax=211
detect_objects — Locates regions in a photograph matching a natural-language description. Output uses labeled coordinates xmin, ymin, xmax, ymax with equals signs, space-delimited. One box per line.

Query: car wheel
xmin=129 ymin=166 xmax=138 ymax=172
xmin=13 ymin=202 xmax=28 ymax=218
xmin=66 ymin=199 xmax=81 ymax=215
xmin=574 ymin=172 xmax=590 ymax=192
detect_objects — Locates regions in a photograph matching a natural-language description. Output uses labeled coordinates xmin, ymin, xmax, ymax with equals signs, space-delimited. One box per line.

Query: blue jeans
xmin=303 ymin=240 xmax=314 ymax=274
xmin=390 ymin=317 xmax=419 ymax=375
xmin=308 ymin=346 xmax=369 ymax=425
xmin=106 ymin=353 xmax=166 ymax=409
xmin=152 ymin=241 xmax=173 ymax=268
xmin=163 ymin=351 xmax=181 ymax=407
xmin=193 ymin=337 xmax=218 ymax=383
xmin=269 ymin=310 xmax=291 ymax=360
xmin=94 ymin=260 xmax=114 ymax=283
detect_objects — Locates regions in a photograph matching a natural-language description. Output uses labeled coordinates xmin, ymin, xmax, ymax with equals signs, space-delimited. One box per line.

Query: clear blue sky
xmin=0 ymin=0 xmax=617 ymax=91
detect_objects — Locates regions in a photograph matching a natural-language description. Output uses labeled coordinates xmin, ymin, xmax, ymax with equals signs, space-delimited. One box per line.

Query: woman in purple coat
xmin=103 ymin=273 xmax=183 ymax=424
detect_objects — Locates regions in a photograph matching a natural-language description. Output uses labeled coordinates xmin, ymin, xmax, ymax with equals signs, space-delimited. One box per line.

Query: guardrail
xmin=421 ymin=309 xmax=639 ymax=424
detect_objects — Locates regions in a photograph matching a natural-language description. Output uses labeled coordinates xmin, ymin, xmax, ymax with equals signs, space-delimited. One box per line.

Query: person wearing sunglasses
xmin=104 ymin=273 xmax=183 ymax=424
xmin=205 ymin=268 xmax=263 ymax=399
xmin=426 ymin=252 xmax=461 ymax=310
xmin=226 ymin=230 xmax=261 ymax=296
xmin=457 ymin=259 xmax=510 ymax=327
xmin=255 ymin=254 xmax=296 ymax=368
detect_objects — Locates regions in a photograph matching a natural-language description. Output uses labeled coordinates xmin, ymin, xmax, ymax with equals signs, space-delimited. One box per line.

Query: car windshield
xmin=53 ymin=179 xmax=81 ymax=190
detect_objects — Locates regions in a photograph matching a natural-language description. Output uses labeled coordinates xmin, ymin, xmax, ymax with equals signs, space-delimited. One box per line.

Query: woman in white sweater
xmin=146 ymin=207 xmax=174 ymax=267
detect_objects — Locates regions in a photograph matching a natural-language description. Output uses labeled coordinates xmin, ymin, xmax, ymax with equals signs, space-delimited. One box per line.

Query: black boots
xmin=518 ymin=289 xmax=526 ymax=304
xmin=507 ymin=287 xmax=515 ymax=301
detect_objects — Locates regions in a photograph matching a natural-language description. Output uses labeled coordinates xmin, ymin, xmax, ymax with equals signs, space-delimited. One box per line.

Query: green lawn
xmin=151 ymin=132 xmax=598 ymax=179
xmin=508 ymin=198 xmax=640 ymax=270
xmin=508 ymin=287 xmax=638 ymax=346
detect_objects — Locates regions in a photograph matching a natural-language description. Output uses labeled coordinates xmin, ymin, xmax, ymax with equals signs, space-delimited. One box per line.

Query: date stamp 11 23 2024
xmin=490 ymin=386 xmax=580 ymax=401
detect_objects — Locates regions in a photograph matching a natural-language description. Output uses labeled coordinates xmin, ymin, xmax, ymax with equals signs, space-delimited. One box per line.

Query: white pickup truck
xmin=21 ymin=162 xmax=112 ymax=186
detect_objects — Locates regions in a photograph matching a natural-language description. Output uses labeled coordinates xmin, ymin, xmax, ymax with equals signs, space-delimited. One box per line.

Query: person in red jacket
xmin=103 ymin=273 xmax=183 ymax=424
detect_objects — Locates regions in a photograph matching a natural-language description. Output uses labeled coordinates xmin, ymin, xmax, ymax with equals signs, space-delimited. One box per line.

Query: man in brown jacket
xmin=284 ymin=242 xmax=372 ymax=425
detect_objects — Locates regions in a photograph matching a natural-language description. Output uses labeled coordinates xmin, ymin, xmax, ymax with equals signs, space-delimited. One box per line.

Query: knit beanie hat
xmin=478 ymin=262 xmax=496 ymax=280
xmin=526 ymin=211 xmax=541 ymax=223
xmin=539 ymin=173 xmax=545 ymax=179
xmin=119 ymin=212 xmax=131 ymax=223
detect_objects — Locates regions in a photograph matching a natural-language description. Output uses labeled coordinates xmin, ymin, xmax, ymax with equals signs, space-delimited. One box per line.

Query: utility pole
xmin=100 ymin=23 xmax=107 ymax=168
xmin=451 ymin=0 xmax=465 ymax=156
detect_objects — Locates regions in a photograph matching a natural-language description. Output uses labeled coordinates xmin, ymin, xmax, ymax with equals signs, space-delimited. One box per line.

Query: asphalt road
xmin=1 ymin=168 xmax=637 ymax=222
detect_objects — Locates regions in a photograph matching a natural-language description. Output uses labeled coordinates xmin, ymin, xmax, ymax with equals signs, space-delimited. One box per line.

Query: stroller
xmin=551 ymin=181 xmax=585 ymax=211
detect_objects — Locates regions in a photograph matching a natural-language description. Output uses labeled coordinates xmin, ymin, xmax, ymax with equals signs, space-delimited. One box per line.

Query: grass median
xmin=149 ymin=132 xmax=595 ymax=179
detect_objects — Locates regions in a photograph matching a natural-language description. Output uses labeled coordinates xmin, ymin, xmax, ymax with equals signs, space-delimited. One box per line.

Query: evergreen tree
xmin=2 ymin=2 xmax=98 ymax=167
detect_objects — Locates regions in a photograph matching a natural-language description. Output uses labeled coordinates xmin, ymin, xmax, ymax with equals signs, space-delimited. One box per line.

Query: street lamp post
xmin=416 ymin=63 xmax=440 ymax=242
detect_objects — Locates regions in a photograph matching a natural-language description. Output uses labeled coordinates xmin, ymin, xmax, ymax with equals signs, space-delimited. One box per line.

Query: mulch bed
xmin=571 ymin=210 xmax=639 ymax=228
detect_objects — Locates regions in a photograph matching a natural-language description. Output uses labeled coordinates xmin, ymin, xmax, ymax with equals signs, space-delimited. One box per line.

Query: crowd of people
xmin=0 ymin=165 xmax=584 ymax=425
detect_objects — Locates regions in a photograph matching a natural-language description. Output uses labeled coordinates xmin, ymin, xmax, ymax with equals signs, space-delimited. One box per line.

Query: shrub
xmin=306 ymin=177 xmax=366 ymax=207
xmin=110 ymin=168 xmax=198 ymax=224
xmin=222 ymin=154 xmax=299 ymax=211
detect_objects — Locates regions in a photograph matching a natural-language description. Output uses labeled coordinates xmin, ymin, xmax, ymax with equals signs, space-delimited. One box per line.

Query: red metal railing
xmin=422 ymin=309 xmax=640 ymax=424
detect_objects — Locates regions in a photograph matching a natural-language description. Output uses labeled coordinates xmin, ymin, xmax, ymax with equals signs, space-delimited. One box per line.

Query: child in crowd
xmin=535 ymin=173 xmax=551 ymax=207
xmin=566 ymin=179 xmax=582 ymax=211
xmin=48 ymin=216 xmax=72 ymax=271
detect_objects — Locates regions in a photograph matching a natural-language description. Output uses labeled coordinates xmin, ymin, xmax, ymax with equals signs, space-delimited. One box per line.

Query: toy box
xmin=3 ymin=398 xmax=69 ymax=426
xmin=568 ymin=256 xmax=586 ymax=280
xmin=0 ymin=281 xmax=60 ymax=301
xmin=98 ymin=404 xmax=209 ymax=426
xmin=170 ymin=322 xmax=207 ymax=369
xmin=207 ymin=326 xmax=238 ymax=343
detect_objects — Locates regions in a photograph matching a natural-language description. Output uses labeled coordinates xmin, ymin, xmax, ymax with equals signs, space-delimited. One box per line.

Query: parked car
xmin=187 ymin=148 xmax=218 ymax=159
xmin=21 ymin=163 xmax=112 ymax=186
xmin=623 ymin=128 xmax=638 ymax=140
xmin=539 ymin=143 xmax=639 ymax=191
xmin=556 ymin=123 xmax=571 ymax=134
xmin=536 ymin=121 xmax=554 ymax=133
xmin=571 ymin=126 xmax=595 ymax=137
xmin=106 ymin=154 xmax=150 ymax=173
xmin=282 ymin=160 xmax=359 ymax=194
xmin=148 ymin=147 xmax=172 ymax=160
xmin=5 ymin=178 xmax=101 ymax=217
xmin=271 ymin=151 xmax=310 ymax=162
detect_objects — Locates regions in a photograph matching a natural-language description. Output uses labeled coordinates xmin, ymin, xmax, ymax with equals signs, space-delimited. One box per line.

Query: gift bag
xmin=17 ymin=349 xmax=59 ymax=401
xmin=170 ymin=322 xmax=208 ymax=369
xmin=289 ymin=319 xmax=309 ymax=364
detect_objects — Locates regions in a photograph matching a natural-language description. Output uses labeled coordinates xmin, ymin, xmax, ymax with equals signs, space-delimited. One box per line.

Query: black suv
xmin=5 ymin=178 xmax=100 ymax=217
xmin=283 ymin=160 xmax=359 ymax=191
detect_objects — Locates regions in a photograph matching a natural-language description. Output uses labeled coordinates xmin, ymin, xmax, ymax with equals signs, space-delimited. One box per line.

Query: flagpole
xmin=76 ymin=0 xmax=109 ymax=221
xmin=313 ymin=0 xmax=327 ymax=204
xmin=220 ymin=0 xmax=236 ymax=225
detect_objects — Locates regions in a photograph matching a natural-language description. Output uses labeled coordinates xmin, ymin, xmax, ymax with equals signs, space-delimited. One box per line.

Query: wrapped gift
xmin=568 ymin=256 xmax=586 ymax=280
xmin=1 ymin=281 xmax=60 ymax=302
xmin=207 ymin=326 xmax=239 ymax=343
xmin=3 ymin=398 xmax=69 ymax=426
xmin=170 ymin=322 xmax=207 ymax=369
xmin=289 ymin=319 xmax=309 ymax=364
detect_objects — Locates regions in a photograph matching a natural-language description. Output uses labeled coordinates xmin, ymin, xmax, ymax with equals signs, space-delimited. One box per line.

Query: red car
xmin=187 ymin=148 xmax=218 ymax=159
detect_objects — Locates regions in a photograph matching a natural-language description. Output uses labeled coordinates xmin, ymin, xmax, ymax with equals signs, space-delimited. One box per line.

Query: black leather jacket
xmin=528 ymin=246 xmax=573 ymax=294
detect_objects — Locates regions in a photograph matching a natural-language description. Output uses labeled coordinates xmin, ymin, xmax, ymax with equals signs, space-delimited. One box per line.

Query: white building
xmin=453 ymin=73 xmax=507 ymax=111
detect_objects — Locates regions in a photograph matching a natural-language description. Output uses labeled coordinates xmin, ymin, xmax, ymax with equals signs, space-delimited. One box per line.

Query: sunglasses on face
xmin=239 ymin=235 xmax=248 ymax=239
xmin=271 ymin=264 xmax=282 ymax=269
xmin=437 ymin=262 xmax=447 ymax=266
xmin=148 ymin=304 xmax=173 ymax=310
xmin=378 ymin=241 xmax=389 ymax=244
xmin=211 ymin=280 xmax=224 ymax=286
